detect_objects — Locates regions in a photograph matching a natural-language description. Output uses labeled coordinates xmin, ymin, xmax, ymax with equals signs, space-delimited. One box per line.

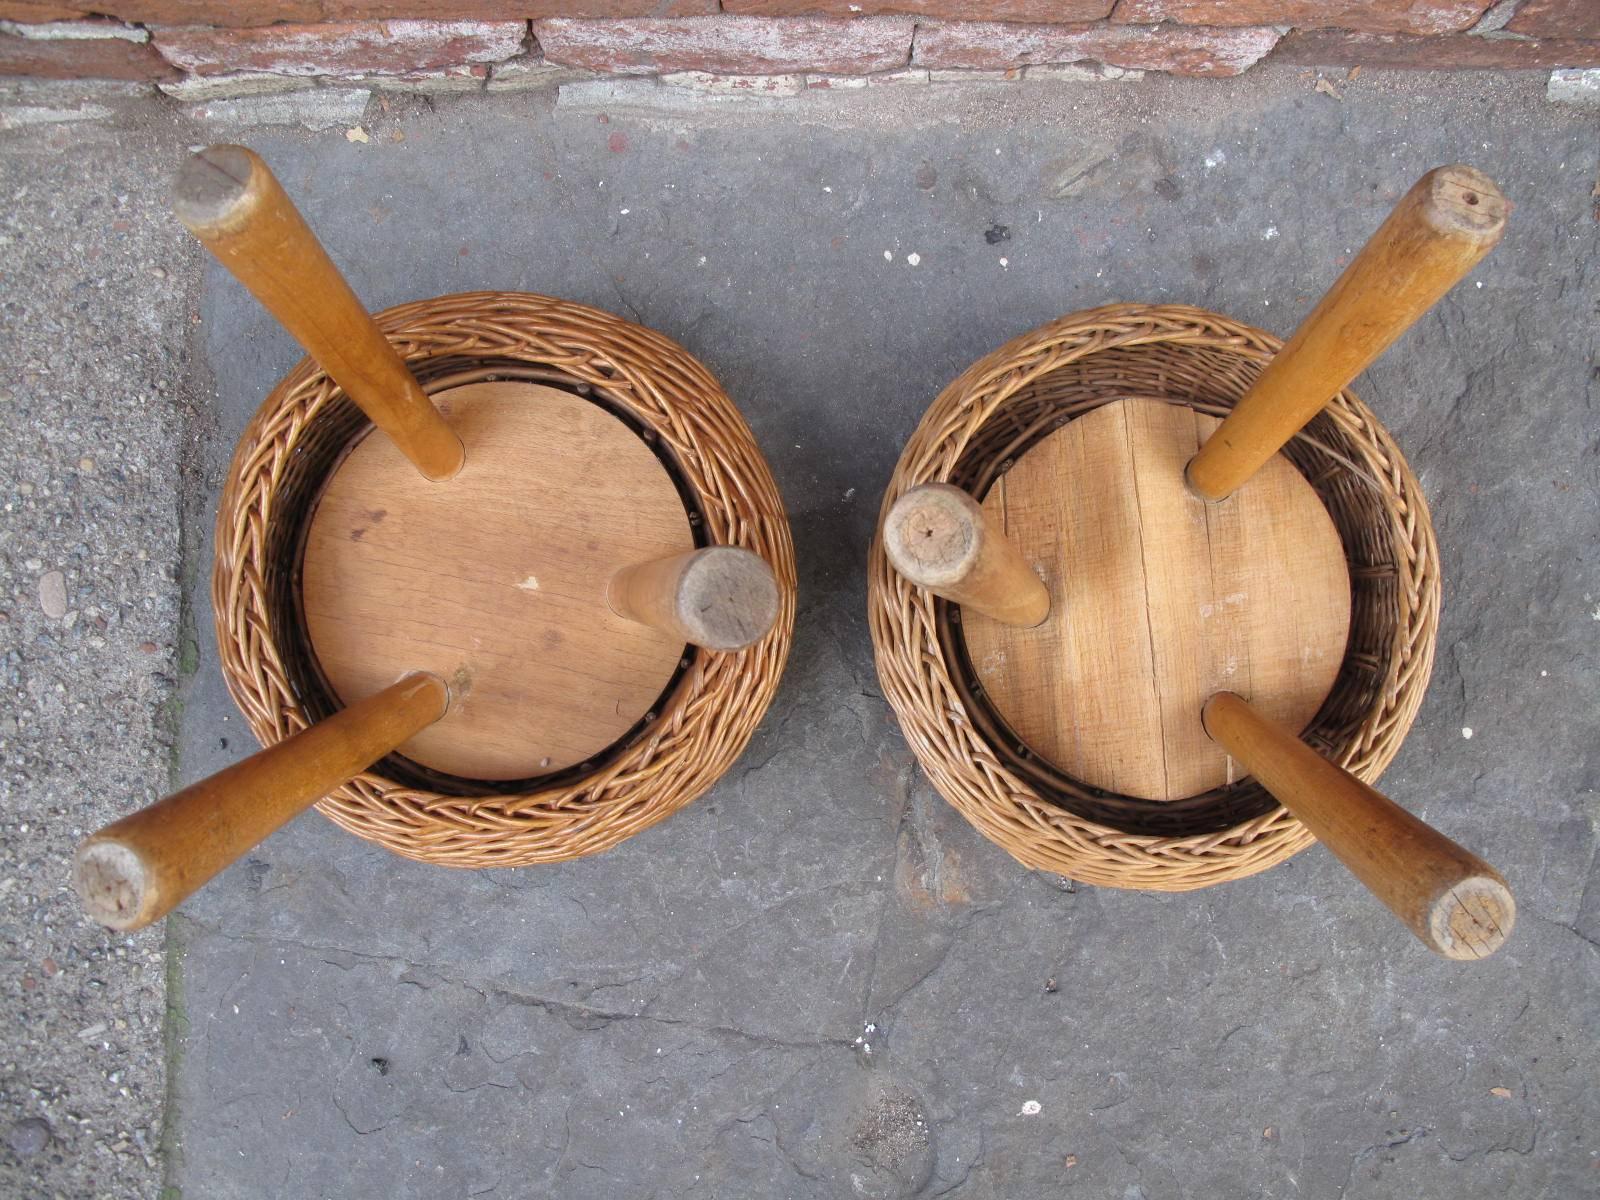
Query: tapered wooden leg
xmin=607 ymin=547 xmax=780 ymax=652
xmin=74 ymin=672 xmax=449 ymax=931
xmin=1187 ymin=165 xmax=1508 ymax=502
xmin=173 ymin=145 xmax=464 ymax=482
xmin=883 ymin=483 xmax=1049 ymax=628
xmin=1202 ymin=692 xmax=1513 ymax=959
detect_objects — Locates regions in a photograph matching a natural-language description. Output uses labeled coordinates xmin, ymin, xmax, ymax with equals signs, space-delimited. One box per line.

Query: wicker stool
xmin=75 ymin=147 xmax=794 ymax=931
xmin=870 ymin=167 xmax=1514 ymax=958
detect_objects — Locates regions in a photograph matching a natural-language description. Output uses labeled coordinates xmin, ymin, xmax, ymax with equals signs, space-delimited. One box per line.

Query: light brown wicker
xmin=868 ymin=303 xmax=1440 ymax=891
xmin=214 ymin=291 xmax=795 ymax=867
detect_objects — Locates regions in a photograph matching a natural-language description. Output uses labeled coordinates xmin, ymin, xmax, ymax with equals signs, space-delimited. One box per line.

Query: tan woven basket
xmin=868 ymin=303 xmax=1440 ymax=891
xmin=213 ymin=291 xmax=795 ymax=868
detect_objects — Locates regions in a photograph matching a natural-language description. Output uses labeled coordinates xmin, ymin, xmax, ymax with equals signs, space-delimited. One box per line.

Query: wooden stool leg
xmin=1187 ymin=165 xmax=1508 ymax=501
xmin=883 ymin=483 xmax=1049 ymax=628
xmin=607 ymin=547 xmax=780 ymax=652
xmin=173 ymin=145 xmax=464 ymax=482
xmin=74 ymin=673 xmax=449 ymax=931
xmin=1202 ymin=692 xmax=1513 ymax=959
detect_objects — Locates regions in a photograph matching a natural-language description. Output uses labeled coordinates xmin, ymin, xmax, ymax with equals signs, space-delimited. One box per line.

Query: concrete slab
xmin=2 ymin=64 xmax=1595 ymax=1200
xmin=0 ymin=105 xmax=198 ymax=1200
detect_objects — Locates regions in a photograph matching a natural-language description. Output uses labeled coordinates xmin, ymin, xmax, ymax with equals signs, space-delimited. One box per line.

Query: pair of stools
xmin=75 ymin=147 xmax=1513 ymax=961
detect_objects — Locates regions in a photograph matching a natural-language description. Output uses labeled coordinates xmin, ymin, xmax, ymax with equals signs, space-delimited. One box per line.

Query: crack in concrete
xmin=859 ymin=756 xmax=915 ymax=1024
xmin=442 ymin=1078 xmax=517 ymax=1096
xmin=1521 ymin=908 xmax=1600 ymax=953
xmin=634 ymin=877 xmax=880 ymax=1024
xmin=329 ymin=1071 xmax=393 ymax=1139
xmin=174 ymin=913 xmax=862 ymax=1056
xmin=1570 ymin=838 xmax=1600 ymax=935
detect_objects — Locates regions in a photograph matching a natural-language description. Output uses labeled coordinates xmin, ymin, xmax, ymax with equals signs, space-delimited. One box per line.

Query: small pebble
xmin=38 ymin=571 xmax=67 ymax=620
xmin=138 ymin=642 xmax=158 ymax=654
xmin=78 ymin=457 xmax=95 ymax=473
xmin=6 ymin=1117 xmax=50 ymax=1157
xmin=1019 ymin=1100 xmax=1042 ymax=1116
xmin=1462 ymin=727 xmax=1473 ymax=740
xmin=1064 ymin=1155 xmax=1079 ymax=1168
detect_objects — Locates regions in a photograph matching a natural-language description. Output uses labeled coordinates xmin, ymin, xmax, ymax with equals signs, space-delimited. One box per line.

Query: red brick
xmin=152 ymin=19 xmax=526 ymax=76
xmin=533 ymin=16 xmax=916 ymax=74
xmin=0 ymin=28 xmax=176 ymax=78
xmin=724 ymin=0 xmax=1113 ymax=20
xmin=0 ymin=2 xmax=716 ymax=23
xmin=1272 ymin=29 xmax=1600 ymax=66
xmin=513 ymin=1 xmax=717 ymax=12
xmin=1110 ymin=0 xmax=1488 ymax=35
xmin=913 ymin=20 xmax=1282 ymax=75
xmin=1507 ymin=0 xmax=1600 ymax=41
xmin=0 ymin=3 xmax=85 ymax=18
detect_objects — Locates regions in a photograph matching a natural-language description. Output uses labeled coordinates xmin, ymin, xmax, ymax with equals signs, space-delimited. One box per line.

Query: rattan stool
xmin=75 ymin=146 xmax=795 ymax=931
xmin=870 ymin=166 xmax=1513 ymax=959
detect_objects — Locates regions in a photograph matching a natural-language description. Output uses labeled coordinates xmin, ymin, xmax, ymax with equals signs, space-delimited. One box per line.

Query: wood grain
xmin=301 ymin=381 xmax=694 ymax=780
xmin=963 ymin=397 xmax=1351 ymax=801
xmin=1187 ymin=164 xmax=1507 ymax=500
xmin=607 ymin=547 xmax=779 ymax=651
xmin=1203 ymin=692 xmax=1513 ymax=959
xmin=883 ymin=483 xmax=1050 ymax=627
xmin=74 ymin=672 xmax=448 ymax=931
xmin=173 ymin=144 xmax=463 ymax=481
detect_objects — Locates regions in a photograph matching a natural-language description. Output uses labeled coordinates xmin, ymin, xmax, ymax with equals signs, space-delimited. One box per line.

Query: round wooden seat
xmin=961 ymin=396 xmax=1351 ymax=802
xmin=302 ymin=381 xmax=694 ymax=781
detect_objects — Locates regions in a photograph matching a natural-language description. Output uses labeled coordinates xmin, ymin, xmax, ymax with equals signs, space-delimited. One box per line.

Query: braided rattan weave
xmin=213 ymin=291 xmax=795 ymax=867
xmin=868 ymin=304 xmax=1440 ymax=891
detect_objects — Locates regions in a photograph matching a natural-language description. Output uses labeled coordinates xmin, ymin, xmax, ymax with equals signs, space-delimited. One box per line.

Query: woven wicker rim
xmin=867 ymin=303 xmax=1441 ymax=891
xmin=213 ymin=291 xmax=795 ymax=868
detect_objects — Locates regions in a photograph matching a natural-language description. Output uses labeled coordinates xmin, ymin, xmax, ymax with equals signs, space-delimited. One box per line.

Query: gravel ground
xmin=0 ymin=82 xmax=199 ymax=1200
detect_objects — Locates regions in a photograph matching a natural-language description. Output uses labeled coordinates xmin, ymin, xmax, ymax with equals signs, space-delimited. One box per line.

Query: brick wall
xmin=0 ymin=1 xmax=1597 ymax=90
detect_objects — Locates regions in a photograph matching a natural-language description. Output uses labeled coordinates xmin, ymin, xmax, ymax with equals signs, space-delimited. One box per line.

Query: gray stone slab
xmin=184 ymin=88 xmax=372 ymax=132
xmin=0 ymin=106 xmax=200 ymax=1200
